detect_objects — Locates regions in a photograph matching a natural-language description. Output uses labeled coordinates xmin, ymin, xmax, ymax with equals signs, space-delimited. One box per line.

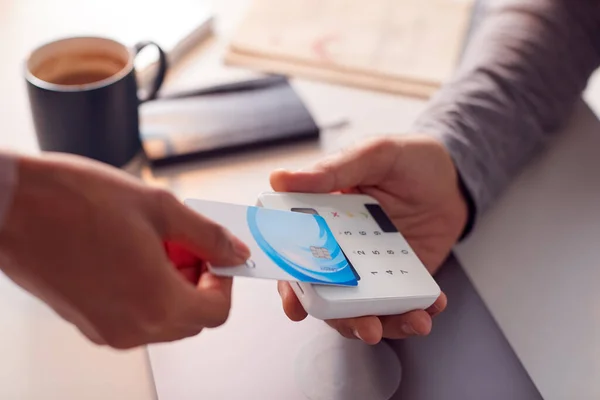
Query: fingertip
xmin=361 ymin=318 xmax=384 ymax=344
xmin=411 ymin=312 xmax=433 ymax=336
xmin=279 ymin=282 xmax=307 ymax=321
xmin=175 ymin=272 xmax=233 ymax=330
xmin=229 ymin=233 xmax=251 ymax=261
xmin=286 ymin=307 xmax=307 ymax=322
xmin=269 ymin=169 xmax=293 ymax=192
xmin=337 ymin=317 xmax=383 ymax=345
xmin=427 ymin=291 xmax=448 ymax=317
xmin=379 ymin=310 xmax=433 ymax=339
xmin=270 ymin=168 xmax=331 ymax=193
xmin=439 ymin=291 xmax=448 ymax=308
xmin=277 ymin=281 xmax=288 ymax=298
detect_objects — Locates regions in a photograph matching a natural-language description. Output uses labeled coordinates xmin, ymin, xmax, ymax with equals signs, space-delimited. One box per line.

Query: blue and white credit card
xmin=184 ymin=199 xmax=359 ymax=287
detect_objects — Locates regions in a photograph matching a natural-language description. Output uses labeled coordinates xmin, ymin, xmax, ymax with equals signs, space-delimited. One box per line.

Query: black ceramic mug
xmin=24 ymin=36 xmax=167 ymax=167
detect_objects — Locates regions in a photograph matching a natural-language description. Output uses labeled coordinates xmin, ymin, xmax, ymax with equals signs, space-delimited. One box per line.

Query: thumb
xmin=270 ymin=137 xmax=398 ymax=193
xmin=155 ymin=192 xmax=251 ymax=266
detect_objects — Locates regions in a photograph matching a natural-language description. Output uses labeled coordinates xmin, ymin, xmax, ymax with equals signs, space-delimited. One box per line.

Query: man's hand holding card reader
xmin=257 ymin=193 xmax=441 ymax=320
xmin=184 ymin=193 xmax=440 ymax=320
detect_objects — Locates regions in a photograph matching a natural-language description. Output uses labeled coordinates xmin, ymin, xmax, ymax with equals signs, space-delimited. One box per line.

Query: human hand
xmin=0 ymin=153 xmax=250 ymax=349
xmin=270 ymin=134 xmax=469 ymax=344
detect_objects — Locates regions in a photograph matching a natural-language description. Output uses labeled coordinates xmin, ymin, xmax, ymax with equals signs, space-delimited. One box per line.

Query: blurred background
xmin=0 ymin=0 xmax=248 ymax=152
xmin=4 ymin=0 xmax=600 ymax=154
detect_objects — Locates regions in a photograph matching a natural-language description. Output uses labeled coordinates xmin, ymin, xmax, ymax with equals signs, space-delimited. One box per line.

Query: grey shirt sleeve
xmin=412 ymin=0 xmax=600 ymax=234
xmin=0 ymin=152 xmax=17 ymax=233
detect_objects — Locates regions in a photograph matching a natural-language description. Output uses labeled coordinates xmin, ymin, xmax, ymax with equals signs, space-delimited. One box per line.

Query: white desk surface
xmin=1 ymin=0 xmax=600 ymax=399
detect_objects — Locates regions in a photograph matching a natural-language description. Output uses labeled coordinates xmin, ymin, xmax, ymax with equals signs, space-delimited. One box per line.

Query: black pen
xmin=153 ymin=74 xmax=288 ymax=101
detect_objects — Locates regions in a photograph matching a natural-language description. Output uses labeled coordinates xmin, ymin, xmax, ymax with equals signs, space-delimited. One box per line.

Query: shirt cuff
xmin=417 ymin=128 xmax=481 ymax=240
xmin=0 ymin=152 xmax=17 ymax=233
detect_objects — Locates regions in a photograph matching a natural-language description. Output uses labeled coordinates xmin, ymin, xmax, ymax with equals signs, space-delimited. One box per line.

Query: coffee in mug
xmin=24 ymin=36 xmax=167 ymax=167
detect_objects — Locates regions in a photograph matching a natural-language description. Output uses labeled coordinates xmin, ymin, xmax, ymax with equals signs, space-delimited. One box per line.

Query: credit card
xmin=184 ymin=199 xmax=359 ymax=287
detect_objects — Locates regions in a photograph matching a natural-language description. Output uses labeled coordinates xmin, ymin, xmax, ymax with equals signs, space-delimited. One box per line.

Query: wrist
xmin=413 ymin=133 xmax=473 ymax=240
xmin=0 ymin=154 xmax=57 ymax=245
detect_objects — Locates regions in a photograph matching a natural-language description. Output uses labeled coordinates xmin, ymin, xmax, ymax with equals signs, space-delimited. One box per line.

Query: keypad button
xmin=325 ymin=211 xmax=342 ymax=220
xmin=351 ymin=247 xmax=406 ymax=258
xmin=363 ymin=268 xmax=411 ymax=278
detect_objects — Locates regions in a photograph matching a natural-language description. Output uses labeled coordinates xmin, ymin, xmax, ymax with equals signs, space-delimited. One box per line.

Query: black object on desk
xmin=139 ymin=76 xmax=320 ymax=166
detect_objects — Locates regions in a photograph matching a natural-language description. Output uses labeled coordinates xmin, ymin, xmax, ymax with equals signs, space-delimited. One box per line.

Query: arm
xmin=0 ymin=152 xmax=17 ymax=232
xmin=267 ymin=0 xmax=600 ymax=341
xmin=413 ymin=0 xmax=600 ymax=233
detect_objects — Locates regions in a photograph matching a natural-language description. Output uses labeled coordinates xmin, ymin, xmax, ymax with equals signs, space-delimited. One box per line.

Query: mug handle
xmin=133 ymin=41 xmax=168 ymax=103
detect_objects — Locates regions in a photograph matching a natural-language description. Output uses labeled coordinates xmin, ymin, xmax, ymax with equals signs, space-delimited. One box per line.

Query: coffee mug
xmin=24 ymin=36 xmax=168 ymax=167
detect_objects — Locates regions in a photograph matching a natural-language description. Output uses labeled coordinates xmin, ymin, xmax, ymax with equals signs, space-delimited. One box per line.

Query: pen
xmin=154 ymin=74 xmax=288 ymax=101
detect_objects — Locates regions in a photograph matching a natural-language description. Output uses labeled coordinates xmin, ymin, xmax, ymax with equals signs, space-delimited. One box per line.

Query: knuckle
xmin=141 ymin=309 xmax=170 ymax=336
xmin=363 ymin=136 xmax=395 ymax=155
xmin=136 ymin=297 xmax=173 ymax=336
xmin=313 ymin=146 xmax=340 ymax=172
xmin=313 ymin=156 xmax=337 ymax=173
xmin=150 ymin=188 xmax=180 ymax=232
xmin=154 ymin=188 xmax=179 ymax=211
xmin=97 ymin=304 xmax=171 ymax=350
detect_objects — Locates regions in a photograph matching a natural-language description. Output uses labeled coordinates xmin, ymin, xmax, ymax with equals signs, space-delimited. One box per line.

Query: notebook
xmin=139 ymin=77 xmax=320 ymax=165
xmin=225 ymin=0 xmax=474 ymax=98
